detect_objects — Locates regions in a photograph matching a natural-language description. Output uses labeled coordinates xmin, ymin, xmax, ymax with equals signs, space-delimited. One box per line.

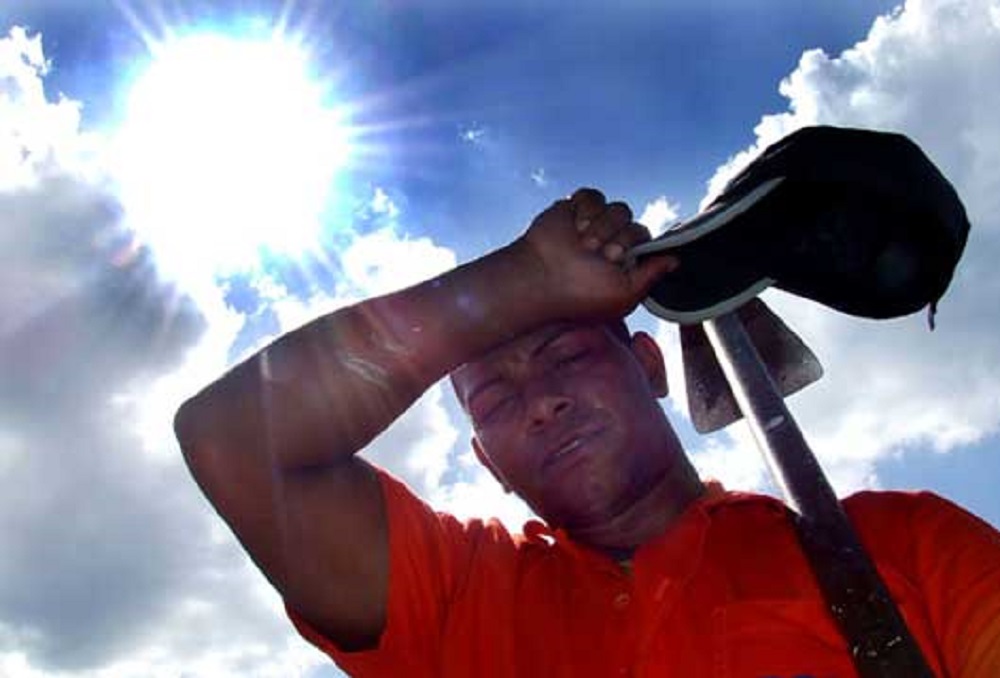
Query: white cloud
xmin=638 ymin=196 xmax=680 ymax=237
xmin=696 ymin=0 xmax=1000 ymax=495
xmin=0 ymin=26 xmax=341 ymax=678
xmin=337 ymin=223 xmax=457 ymax=298
xmin=370 ymin=186 xmax=400 ymax=218
xmin=0 ymin=27 xmax=117 ymax=339
xmin=530 ymin=167 xmax=548 ymax=187
xmin=690 ymin=428 xmax=769 ymax=491
xmin=363 ymin=383 xmax=462 ymax=497
xmin=459 ymin=125 xmax=486 ymax=144
xmin=433 ymin=460 xmax=535 ymax=528
xmin=652 ymin=322 xmax=689 ymax=421
xmin=0 ymin=27 xmax=102 ymax=189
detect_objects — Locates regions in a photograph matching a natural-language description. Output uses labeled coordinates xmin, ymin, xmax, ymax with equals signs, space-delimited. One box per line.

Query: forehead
xmin=450 ymin=322 xmax=609 ymax=401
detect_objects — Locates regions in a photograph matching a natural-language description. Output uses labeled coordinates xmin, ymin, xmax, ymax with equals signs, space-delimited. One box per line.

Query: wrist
xmin=436 ymin=239 xmax=556 ymax=351
xmin=493 ymin=237 xmax=560 ymax=324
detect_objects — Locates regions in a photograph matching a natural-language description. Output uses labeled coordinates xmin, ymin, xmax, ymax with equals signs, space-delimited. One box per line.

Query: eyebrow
xmin=529 ymin=325 xmax=581 ymax=358
xmin=462 ymin=325 xmax=584 ymax=407
xmin=464 ymin=375 xmax=502 ymax=409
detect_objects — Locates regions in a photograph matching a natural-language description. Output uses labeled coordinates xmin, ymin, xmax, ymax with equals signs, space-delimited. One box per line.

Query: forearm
xmin=175 ymin=189 xmax=672 ymax=472
xmin=175 ymin=241 xmax=549 ymax=471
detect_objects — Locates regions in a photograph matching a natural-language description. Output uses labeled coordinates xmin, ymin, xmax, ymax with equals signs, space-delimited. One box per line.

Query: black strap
xmin=789 ymin=509 xmax=937 ymax=677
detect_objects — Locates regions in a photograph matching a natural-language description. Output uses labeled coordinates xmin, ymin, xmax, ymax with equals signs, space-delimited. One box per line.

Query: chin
xmin=539 ymin=485 xmax=631 ymax=531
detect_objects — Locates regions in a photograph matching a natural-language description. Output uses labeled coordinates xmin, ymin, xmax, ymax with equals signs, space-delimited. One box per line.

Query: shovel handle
xmin=703 ymin=311 xmax=935 ymax=678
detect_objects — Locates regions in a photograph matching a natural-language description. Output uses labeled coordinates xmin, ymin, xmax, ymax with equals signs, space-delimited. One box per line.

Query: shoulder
xmin=702 ymin=486 xmax=984 ymax=536
xmin=703 ymin=488 xmax=793 ymax=525
xmin=842 ymin=487 xmax=941 ymax=515
xmin=699 ymin=490 xmax=802 ymax=559
xmin=701 ymin=487 xmax=975 ymax=536
xmin=841 ymin=488 xmax=991 ymax=538
xmin=374 ymin=467 xmax=543 ymax=563
xmin=823 ymin=489 xmax=1000 ymax=612
xmin=844 ymin=488 xmax=1000 ymax=559
xmin=700 ymin=488 xmax=992 ymax=566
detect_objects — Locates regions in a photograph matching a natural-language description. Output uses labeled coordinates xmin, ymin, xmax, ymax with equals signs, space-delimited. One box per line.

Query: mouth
xmin=542 ymin=427 xmax=605 ymax=472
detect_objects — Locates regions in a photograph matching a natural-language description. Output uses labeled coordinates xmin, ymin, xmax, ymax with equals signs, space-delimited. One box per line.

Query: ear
xmin=629 ymin=331 xmax=669 ymax=397
xmin=472 ymin=436 xmax=513 ymax=494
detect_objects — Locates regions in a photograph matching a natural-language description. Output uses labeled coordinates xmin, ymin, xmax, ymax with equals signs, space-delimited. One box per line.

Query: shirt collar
xmin=522 ymin=480 xmax=730 ymax=579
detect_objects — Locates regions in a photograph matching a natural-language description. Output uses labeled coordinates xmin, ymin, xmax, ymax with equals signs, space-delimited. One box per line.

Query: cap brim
xmin=629 ymin=176 xmax=785 ymax=324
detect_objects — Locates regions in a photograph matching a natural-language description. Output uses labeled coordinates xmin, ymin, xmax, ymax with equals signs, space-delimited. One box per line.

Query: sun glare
xmin=114 ymin=31 xmax=350 ymax=280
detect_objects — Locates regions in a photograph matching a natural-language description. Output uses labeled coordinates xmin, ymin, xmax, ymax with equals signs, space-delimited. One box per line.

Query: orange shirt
xmin=289 ymin=470 xmax=1000 ymax=677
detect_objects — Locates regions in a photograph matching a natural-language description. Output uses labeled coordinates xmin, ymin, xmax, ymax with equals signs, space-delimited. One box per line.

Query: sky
xmin=1 ymin=0 xmax=999 ymax=676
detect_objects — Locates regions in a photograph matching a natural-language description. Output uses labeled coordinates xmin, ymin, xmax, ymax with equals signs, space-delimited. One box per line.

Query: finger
xmin=529 ymin=198 xmax=574 ymax=230
xmin=617 ymin=221 xmax=653 ymax=248
xmin=570 ymin=188 xmax=607 ymax=230
xmin=570 ymin=187 xmax=606 ymax=207
xmin=602 ymin=222 xmax=653 ymax=262
xmin=582 ymin=202 xmax=633 ymax=251
xmin=626 ymin=253 xmax=681 ymax=296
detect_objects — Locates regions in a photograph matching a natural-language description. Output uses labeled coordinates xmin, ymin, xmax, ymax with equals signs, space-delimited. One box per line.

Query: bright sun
xmin=114 ymin=31 xmax=350 ymax=280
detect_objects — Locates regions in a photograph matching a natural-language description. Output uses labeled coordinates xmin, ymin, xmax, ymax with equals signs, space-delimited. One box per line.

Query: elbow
xmin=173 ymin=396 xmax=203 ymax=460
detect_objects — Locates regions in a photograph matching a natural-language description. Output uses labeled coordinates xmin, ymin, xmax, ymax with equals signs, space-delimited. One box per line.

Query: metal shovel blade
xmin=682 ymin=298 xmax=823 ymax=433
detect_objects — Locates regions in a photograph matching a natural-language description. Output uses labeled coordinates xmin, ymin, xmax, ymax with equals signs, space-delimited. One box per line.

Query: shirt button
xmin=613 ymin=592 xmax=631 ymax=610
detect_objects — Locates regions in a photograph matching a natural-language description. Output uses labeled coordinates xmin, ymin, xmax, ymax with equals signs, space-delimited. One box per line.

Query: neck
xmin=566 ymin=455 xmax=706 ymax=558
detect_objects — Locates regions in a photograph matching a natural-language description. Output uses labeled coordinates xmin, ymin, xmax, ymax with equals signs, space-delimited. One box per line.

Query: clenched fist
xmin=510 ymin=187 xmax=679 ymax=323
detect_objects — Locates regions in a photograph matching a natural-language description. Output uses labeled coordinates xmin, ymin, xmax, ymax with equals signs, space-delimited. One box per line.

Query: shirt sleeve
xmin=847 ymin=490 xmax=1000 ymax=677
xmin=909 ymin=492 xmax=1000 ymax=678
xmin=286 ymin=468 xmax=488 ymax=677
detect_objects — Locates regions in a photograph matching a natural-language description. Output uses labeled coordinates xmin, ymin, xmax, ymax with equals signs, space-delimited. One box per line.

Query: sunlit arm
xmin=174 ymin=241 xmax=550 ymax=472
xmin=171 ymin=240 xmax=558 ymax=650
xmin=172 ymin=192 xmax=671 ymax=651
xmin=174 ymin=190 xmax=673 ymax=474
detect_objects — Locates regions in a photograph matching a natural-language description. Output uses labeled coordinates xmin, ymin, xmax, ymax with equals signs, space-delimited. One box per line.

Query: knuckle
xmin=629 ymin=221 xmax=651 ymax=239
xmin=570 ymin=187 xmax=607 ymax=206
xmin=607 ymin=201 xmax=633 ymax=221
xmin=603 ymin=242 xmax=625 ymax=261
xmin=533 ymin=199 xmax=571 ymax=224
xmin=548 ymin=198 xmax=573 ymax=213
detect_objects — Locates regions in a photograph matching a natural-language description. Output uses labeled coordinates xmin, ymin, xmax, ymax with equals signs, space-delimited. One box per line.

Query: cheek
xmin=572 ymin=370 xmax=637 ymax=411
xmin=477 ymin=428 xmax=526 ymax=475
xmin=582 ymin=376 xmax=661 ymax=439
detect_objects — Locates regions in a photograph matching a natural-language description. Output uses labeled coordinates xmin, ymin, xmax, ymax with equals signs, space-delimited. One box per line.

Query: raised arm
xmin=173 ymin=189 xmax=676 ymax=649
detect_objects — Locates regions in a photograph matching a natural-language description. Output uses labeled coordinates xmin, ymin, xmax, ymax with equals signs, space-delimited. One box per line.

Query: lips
xmin=541 ymin=427 xmax=605 ymax=472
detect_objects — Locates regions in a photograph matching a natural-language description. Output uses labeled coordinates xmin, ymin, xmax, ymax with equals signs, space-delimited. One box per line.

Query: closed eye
xmin=483 ymin=394 xmax=516 ymax=421
xmin=469 ymin=387 xmax=518 ymax=424
xmin=553 ymin=350 xmax=589 ymax=370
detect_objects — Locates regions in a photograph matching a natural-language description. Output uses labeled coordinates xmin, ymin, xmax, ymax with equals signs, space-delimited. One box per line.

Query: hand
xmin=512 ymin=188 xmax=679 ymax=322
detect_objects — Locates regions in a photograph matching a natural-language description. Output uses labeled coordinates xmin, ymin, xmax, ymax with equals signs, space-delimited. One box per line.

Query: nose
xmin=525 ymin=383 xmax=574 ymax=431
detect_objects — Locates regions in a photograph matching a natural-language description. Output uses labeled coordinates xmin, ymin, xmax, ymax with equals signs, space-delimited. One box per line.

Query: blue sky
xmin=1 ymin=1 xmax=998 ymax=676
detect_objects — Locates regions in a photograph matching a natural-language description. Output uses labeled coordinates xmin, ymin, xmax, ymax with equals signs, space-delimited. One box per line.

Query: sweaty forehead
xmin=450 ymin=321 xmax=591 ymax=403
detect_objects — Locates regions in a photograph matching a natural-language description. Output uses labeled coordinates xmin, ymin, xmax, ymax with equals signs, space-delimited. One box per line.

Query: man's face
xmin=451 ymin=322 xmax=682 ymax=530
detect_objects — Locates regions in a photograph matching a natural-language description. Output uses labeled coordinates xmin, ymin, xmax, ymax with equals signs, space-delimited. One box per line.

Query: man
xmin=175 ymin=189 xmax=1000 ymax=676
